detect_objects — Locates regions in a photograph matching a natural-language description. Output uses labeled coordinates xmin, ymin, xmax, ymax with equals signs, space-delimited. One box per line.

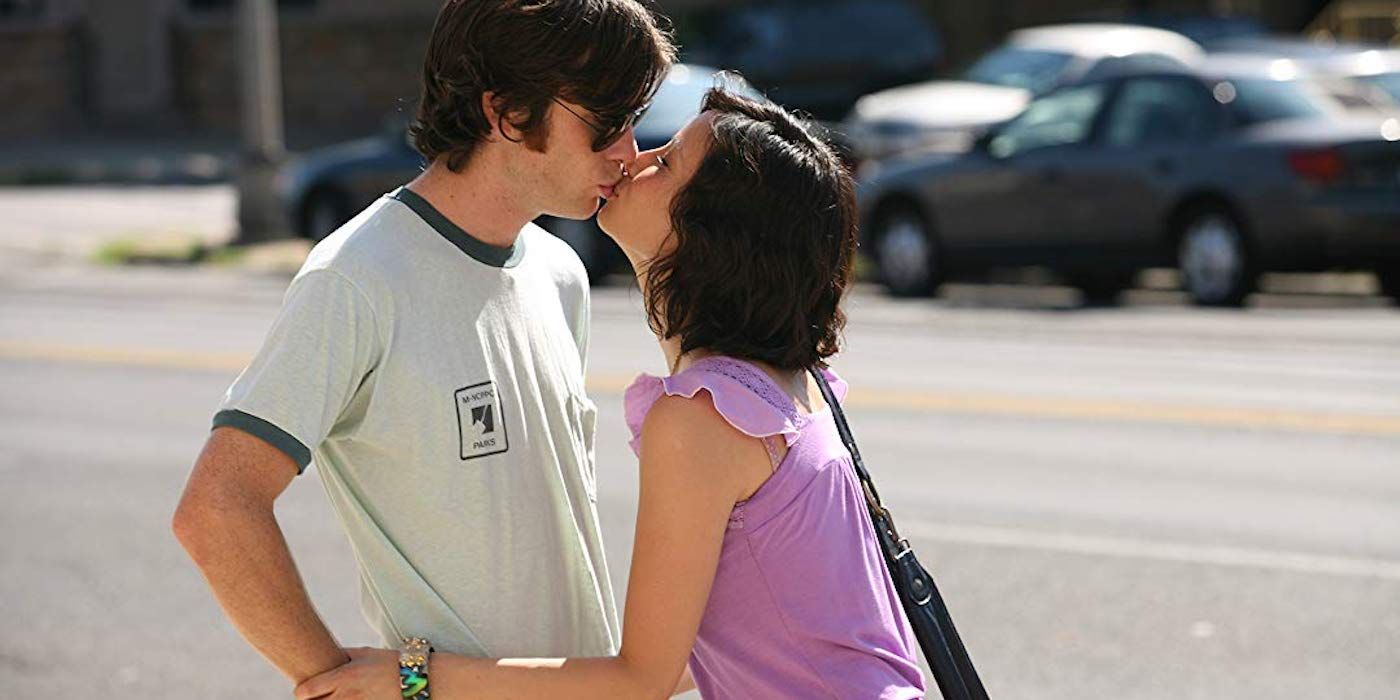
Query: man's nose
xmin=605 ymin=125 xmax=641 ymax=165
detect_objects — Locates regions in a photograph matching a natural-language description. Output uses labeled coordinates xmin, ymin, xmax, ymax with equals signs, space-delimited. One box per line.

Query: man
xmin=172 ymin=0 xmax=675 ymax=687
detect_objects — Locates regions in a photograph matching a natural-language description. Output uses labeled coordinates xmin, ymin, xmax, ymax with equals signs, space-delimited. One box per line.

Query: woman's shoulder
xmin=622 ymin=356 xmax=848 ymax=456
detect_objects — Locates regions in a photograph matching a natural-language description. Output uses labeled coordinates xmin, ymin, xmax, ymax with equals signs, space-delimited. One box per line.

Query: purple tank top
xmin=624 ymin=356 xmax=926 ymax=699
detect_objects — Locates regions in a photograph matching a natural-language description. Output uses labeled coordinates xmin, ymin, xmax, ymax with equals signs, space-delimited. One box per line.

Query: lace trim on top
xmin=691 ymin=356 xmax=814 ymax=426
xmin=622 ymin=356 xmax=824 ymax=459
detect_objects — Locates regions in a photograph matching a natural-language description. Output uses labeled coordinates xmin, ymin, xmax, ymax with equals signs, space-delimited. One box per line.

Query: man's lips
xmin=599 ymin=184 xmax=616 ymax=199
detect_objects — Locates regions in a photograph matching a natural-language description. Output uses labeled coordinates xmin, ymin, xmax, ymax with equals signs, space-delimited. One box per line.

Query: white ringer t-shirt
xmin=213 ymin=188 xmax=620 ymax=657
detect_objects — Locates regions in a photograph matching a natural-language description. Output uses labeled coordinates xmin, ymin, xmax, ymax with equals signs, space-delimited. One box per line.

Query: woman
xmin=294 ymin=89 xmax=925 ymax=699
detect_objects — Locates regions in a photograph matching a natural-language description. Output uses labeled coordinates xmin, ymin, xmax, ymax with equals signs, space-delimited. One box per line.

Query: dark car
xmin=843 ymin=24 xmax=1204 ymax=163
xmin=277 ymin=64 xmax=758 ymax=282
xmin=686 ymin=0 xmax=942 ymax=120
xmin=856 ymin=55 xmax=1400 ymax=306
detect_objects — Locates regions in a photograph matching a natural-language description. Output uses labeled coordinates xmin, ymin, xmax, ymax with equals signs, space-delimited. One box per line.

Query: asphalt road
xmin=2 ymin=252 xmax=1399 ymax=699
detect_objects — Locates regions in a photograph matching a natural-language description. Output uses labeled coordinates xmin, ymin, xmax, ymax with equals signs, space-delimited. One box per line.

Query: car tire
xmin=548 ymin=217 xmax=616 ymax=284
xmin=1069 ymin=270 xmax=1135 ymax=307
xmin=1176 ymin=205 xmax=1255 ymax=308
xmin=873 ymin=203 xmax=941 ymax=298
xmin=302 ymin=188 xmax=352 ymax=242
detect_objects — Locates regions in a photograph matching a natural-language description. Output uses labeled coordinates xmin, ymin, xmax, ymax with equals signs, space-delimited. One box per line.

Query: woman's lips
xmin=599 ymin=184 xmax=616 ymax=199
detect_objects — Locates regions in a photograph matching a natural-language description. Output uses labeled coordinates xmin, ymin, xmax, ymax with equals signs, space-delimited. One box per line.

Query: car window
xmin=1353 ymin=72 xmax=1400 ymax=104
xmin=1104 ymin=78 xmax=1216 ymax=146
xmin=963 ymin=46 xmax=1077 ymax=94
xmin=988 ymin=83 xmax=1107 ymax=158
xmin=1316 ymin=77 xmax=1396 ymax=114
xmin=634 ymin=67 xmax=767 ymax=139
xmin=1219 ymin=77 xmax=1333 ymax=125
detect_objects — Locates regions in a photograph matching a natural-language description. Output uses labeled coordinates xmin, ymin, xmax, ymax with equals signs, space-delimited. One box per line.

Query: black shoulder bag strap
xmin=810 ymin=367 xmax=990 ymax=700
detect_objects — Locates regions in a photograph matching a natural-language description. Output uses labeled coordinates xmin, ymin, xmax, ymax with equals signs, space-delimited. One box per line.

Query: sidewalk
xmin=0 ymin=136 xmax=239 ymax=186
xmin=0 ymin=184 xmax=310 ymax=277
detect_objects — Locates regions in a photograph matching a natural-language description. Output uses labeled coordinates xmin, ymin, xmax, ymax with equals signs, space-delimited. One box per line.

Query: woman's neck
xmin=659 ymin=336 xmax=709 ymax=376
xmin=637 ymin=268 xmax=814 ymax=412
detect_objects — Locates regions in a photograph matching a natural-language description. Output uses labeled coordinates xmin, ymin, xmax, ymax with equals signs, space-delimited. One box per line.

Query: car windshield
xmin=1221 ymin=77 xmax=1335 ymax=125
xmin=963 ymin=47 xmax=1077 ymax=94
xmin=634 ymin=66 xmax=763 ymax=138
xmin=988 ymin=83 xmax=1107 ymax=158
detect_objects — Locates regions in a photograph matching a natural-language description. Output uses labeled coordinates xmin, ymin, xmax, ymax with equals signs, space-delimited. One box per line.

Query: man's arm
xmin=171 ymin=426 xmax=351 ymax=683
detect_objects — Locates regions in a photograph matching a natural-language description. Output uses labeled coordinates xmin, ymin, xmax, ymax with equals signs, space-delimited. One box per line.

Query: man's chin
xmin=568 ymin=197 xmax=602 ymax=218
xmin=556 ymin=197 xmax=601 ymax=221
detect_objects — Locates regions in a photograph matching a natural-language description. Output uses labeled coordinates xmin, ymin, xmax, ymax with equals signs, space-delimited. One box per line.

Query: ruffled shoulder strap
xmin=622 ymin=356 xmax=849 ymax=456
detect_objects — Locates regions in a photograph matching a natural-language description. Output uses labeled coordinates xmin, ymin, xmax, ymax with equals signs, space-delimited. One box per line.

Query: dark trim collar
xmin=391 ymin=187 xmax=525 ymax=268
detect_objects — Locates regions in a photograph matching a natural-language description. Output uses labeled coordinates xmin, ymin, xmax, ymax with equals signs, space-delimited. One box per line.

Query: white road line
xmin=901 ymin=520 xmax=1400 ymax=581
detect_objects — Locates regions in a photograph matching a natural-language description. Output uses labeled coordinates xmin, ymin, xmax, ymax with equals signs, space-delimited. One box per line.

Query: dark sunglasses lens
xmin=591 ymin=104 xmax=650 ymax=151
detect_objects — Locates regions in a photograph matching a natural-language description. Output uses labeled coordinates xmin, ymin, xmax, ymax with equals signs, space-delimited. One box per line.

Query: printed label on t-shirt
xmin=455 ymin=381 xmax=509 ymax=460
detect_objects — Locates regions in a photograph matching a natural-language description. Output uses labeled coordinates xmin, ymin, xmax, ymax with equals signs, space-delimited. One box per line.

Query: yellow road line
xmin=4 ymin=340 xmax=1399 ymax=437
xmin=0 ymin=341 xmax=250 ymax=372
xmin=584 ymin=374 xmax=1400 ymax=437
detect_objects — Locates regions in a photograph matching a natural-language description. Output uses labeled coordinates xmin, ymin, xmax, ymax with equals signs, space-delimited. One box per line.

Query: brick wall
xmin=0 ymin=24 xmax=87 ymax=137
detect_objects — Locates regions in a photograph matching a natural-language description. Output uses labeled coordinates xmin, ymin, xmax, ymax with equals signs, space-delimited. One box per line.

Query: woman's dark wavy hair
xmin=411 ymin=0 xmax=675 ymax=171
xmin=644 ymin=88 xmax=858 ymax=372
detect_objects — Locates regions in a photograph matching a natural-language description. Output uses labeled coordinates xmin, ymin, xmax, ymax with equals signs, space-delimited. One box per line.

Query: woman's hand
xmin=293 ymin=647 xmax=399 ymax=699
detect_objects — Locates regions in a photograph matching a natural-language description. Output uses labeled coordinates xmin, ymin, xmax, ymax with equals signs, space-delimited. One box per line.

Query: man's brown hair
xmin=411 ymin=0 xmax=676 ymax=170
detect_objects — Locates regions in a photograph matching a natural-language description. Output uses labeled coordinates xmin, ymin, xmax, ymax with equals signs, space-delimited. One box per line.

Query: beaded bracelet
xmin=398 ymin=637 xmax=433 ymax=700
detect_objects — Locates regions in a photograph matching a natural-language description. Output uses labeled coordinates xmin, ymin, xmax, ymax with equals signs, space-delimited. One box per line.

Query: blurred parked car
xmin=844 ymin=23 xmax=1205 ymax=164
xmin=277 ymin=64 xmax=756 ymax=282
xmin=856 ymin=54 xmax=1400 ymax=306
xmin=686 ymin=0 xmax=943 ymax=120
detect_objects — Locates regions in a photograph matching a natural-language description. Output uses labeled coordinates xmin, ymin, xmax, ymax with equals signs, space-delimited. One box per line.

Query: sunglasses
xmin=552 ymin=98 xmax=651 ymax=151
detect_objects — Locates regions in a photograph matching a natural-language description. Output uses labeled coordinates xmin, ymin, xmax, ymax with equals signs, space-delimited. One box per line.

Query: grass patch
xmin=92 ymin=234 xmax=208 ymax=266
xmin=204 ymin=245 xmax=249 ymax=266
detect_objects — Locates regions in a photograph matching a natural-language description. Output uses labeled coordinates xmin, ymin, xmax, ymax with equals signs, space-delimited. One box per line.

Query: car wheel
xmin=302 ymin=188 xmax=351 ymax=242
xmin=1069 ymin=270 xmax=1135 ymax=306
xmin=548 ymin=217 xmax=615 ymax=284
xmin=873 ymin=204 xmax=941 ymax=298
xmin=1177 ymin=207 xmax=1255 ymax=307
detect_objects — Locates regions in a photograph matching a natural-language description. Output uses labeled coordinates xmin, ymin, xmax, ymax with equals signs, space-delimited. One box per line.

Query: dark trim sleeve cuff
xmin=211 ymin=409 xmax=313 ymax=474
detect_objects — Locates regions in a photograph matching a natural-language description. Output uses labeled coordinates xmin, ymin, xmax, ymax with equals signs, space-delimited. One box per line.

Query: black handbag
xmin=810 ymin=368 xmax=990 ymax=700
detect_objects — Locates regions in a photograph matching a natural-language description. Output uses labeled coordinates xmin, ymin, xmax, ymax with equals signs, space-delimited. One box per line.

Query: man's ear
xmin=481 ymin=90 xmax=530 ymax=144
xmin=480 ymin=91 xmax=502 ymax=143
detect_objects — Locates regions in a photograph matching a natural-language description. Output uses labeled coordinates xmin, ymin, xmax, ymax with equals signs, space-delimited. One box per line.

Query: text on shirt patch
xmin=455 ymin=381 xmax=510 ymax=460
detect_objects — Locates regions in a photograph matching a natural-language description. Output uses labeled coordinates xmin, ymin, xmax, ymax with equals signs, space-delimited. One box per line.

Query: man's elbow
xmin=171 ymin=491 xmax=222 ymax=562
xmin=170 ymin=481 xmax=266 ymax=562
